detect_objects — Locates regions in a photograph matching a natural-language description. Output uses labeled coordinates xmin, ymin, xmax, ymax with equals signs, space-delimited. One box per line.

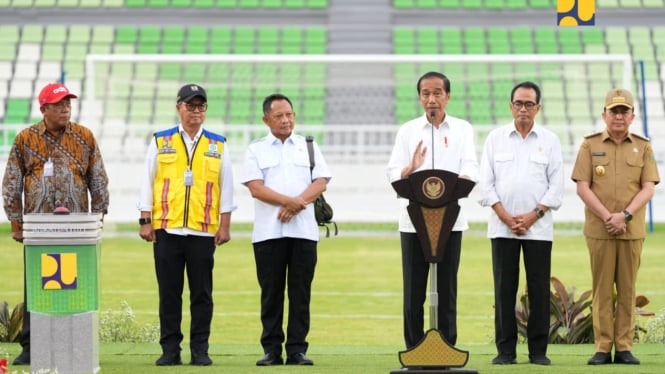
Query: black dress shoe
xmin=286 ymin=352 xmax=314 ymax=365
xmin=587 ymin=352 xmax=612 ymax=365
xmin=491 ymin=354 xmax=517 ymax=364
xmin=190 ymin=351 xmax=213 ymax=366
xmin=256 ymin=352 xmax=283 ymax=366
xmin=614 ymin=351 xmax=640 ymax=364
xmin=155 ymin=352 xmax=183 ymax=366
xmin=529 ymin=355 xmax=551 ymax=365
xmin=12 ymin=350 xmax=30 ymax=365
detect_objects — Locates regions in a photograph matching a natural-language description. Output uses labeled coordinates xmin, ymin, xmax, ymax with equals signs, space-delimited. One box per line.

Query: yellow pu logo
xmin=557 ymin=0 xmax=595 ymax=26
xmin=41 ymin=253 xmax=78 ymax=290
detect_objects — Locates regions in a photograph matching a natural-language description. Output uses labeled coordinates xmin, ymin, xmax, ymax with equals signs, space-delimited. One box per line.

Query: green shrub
xmin=644 ymin=308 xmax=665 ymax=343
xmin=99 ymin=301 xmax=159 ymax=343
xmin=516 ymin=276 xmax=594 ymax=344
xmin=0 ymin=301 xmax=23 ymax=343
xmin=516 ymin=276 xmax=654 ymax=344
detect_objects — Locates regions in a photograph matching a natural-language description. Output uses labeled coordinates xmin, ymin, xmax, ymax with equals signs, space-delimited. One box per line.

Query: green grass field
xmin=1 ymin=223 xmax=665 ymax=373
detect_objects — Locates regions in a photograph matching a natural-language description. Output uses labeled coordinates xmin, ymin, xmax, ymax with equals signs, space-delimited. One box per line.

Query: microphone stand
xmin=428 ymin=110 xmax=438 ymax=331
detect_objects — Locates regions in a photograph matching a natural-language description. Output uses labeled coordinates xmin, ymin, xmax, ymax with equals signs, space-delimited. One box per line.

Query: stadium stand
xmin=0 ymin=3 xmax=664 ymax=224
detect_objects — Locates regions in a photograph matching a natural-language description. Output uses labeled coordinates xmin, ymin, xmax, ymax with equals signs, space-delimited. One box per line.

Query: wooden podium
xmin=390 ymin=170 xmax=478 ymax=374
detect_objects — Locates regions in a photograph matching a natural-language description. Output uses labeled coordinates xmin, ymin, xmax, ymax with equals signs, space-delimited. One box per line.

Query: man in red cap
xmin=2 ymin=82 xmax=110 ymax=366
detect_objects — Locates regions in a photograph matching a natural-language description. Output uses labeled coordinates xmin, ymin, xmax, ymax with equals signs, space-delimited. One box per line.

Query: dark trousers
xmin=154 ymin=230 xmax=216 ymax=354
xmin=401 ymin=231 xmax=462 ymax=348
xmin=253 ymin=237 xmax=317 ymax=356
xmin=491 ymin=238 xmax=551 ymax=358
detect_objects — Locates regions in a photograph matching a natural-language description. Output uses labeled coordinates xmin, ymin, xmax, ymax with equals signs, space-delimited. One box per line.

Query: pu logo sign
xmin=557 ymin=0 xmax=595 ymax=26
xmin=41 ymin=253 xmax=78 ymax=290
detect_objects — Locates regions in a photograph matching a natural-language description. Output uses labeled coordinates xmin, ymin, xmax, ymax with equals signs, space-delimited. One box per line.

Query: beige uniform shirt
xmin=571 ymin=130 xmax=660 ymax=239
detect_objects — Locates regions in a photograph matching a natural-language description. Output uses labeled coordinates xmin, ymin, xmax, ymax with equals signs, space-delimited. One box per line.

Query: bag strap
xmin=306 ymin=135 xmax=315 ymax=182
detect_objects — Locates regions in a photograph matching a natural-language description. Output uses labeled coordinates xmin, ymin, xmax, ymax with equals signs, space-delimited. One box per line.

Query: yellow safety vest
xmin=152 ymin=127 xmax=225 ymax=233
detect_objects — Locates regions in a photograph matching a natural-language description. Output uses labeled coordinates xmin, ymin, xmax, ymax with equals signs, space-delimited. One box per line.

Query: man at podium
xmin=2 ymin=82 xmax=110 ymax=366
xmin=387 ymin=72 xmax=478 ymax=348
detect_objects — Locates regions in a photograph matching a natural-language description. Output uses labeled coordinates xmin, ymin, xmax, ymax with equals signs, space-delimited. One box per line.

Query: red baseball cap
xmin=38 ymin=83 xmax=78 ymax=106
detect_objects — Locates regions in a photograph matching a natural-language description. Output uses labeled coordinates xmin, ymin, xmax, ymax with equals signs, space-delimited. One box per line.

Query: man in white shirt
xmin=241 ymin=93 xmax=331 ymax=366
xmin=387 ymin=72 xmax=478 ymax=349
xmin=478 ymin=81 xmax=564 ymax=366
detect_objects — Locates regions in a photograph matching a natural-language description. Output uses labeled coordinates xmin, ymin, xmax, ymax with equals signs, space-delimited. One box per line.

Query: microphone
xmin=429 ymin=111 xmax=436 ymax=169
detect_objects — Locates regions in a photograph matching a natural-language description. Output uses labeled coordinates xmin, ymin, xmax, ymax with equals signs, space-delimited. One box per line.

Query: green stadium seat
xmin=416 ymin=0 xmax=437 ymax=8
xmin=529 ymin=0 xmax=551 ymax=8
xmin=0 ymin=43 xmax=17 ymax=61
xmin=116 ymin=26 xmax=138 ymax=45
xmin=5 ymin=99 xmax=31 ymax=124
xmin=41 ymin=44 xmax=65 ymax=62
xmin=534 ymin=28 xmax=557 ymax=53
xmin=68 ymin=25 xmax=91 ymax=44
xmin=239 ymin=0 xmax=260 ymax=7
xmin=484 ymin=0 xmax=503 ymax=9
xmin=171 ymin=0 xmax=191 ymax=6
xmin=393 ymin=0 xmax=415 ymax=9
xmin=505 ymin=0 xmax=527 ymax=9
xmin=192 ymin=0 xmax=214 ymax=7
xmin=596 ymin=0 xmax=619 ymax=7
xmin=461 ymin=0 xmax=481 ymax=8
xmin=284 ymin=0 xmax=305 ymax=7
xmin=217 ymin=0 xmax=237 ymax=6
xmin=21 ymin=25 xmax=44 ymax=43
xmin=11 ymin=0 xmax=34 ymax=7
xmin=642 ymin=0 xmax=663 ymax=6
xmin=125 ymin=0 xmax=146 ymax=6
xmin=307 ymin=0 xmax=327 ymax=8
xmin=619 ymin=0 xmax=641 ymax=7
xmin=147 ymin=0 xmax=169 ymax=6
xmin=438 ymin=0 xmax=459 ymax=7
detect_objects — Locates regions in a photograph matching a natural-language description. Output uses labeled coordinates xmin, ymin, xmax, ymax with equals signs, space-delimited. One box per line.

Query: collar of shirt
xmin=600 ymin=129 xmax=633 ymax=143
xmin=417 ymin=113 xmax=450 ymax=131
xmin=266 ymin=131 xmax=296 ymax=146
xmin=178 ymin=124 xmax=203 ymax=155
xmin=508 ymin=121 xmax=541 ymax=139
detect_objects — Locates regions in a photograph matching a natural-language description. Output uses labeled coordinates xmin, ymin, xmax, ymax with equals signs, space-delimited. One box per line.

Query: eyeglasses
xmin=607 ymin=107 xmax=632 ymax=116
xmin=271 ymin=112 xmax=295 ymax=121
xmin=511 ymin=101 xmax=538 ymax=110
xmin=46 ymin=101 xmax=72 ymax=110
xmin=181 ymin=103 xmax=208 ymax=112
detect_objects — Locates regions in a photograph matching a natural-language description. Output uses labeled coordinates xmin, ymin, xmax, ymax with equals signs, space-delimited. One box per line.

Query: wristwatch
xmin=623 ymin=210 xmax=633 ymax=222
xmin=533 ymin=207 xmax=545 ymax=219
xmin=139 ymin=217 xmax=152 ymax=225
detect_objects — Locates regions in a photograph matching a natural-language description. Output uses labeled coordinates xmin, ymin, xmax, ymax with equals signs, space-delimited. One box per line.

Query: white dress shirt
xmin=241 ymin=132 xmax=332 ymax=243
xmin=387 ymin=113 xmax=479 ymax=233
xmin=137 ymin=124 xmax=237 ymax=237
xmin=478 ymin=122 xmax=564 ymax=241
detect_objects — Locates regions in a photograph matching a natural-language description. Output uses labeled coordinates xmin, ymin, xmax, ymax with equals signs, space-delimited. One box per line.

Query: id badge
xmin=184 ymin=170 xmax=193 ymax=186
xmin=44 ymin=158 xmax=54 ymax=177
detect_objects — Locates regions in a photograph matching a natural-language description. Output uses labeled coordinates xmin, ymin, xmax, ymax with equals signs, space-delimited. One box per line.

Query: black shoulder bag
xmin=306 ymin=136 xmax=337 ymax=237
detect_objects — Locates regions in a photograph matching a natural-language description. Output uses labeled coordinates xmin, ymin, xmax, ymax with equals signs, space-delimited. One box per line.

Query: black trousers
xmin=401 ymin=231 xmax=462 ymax=348
xmin=491 ymin=238 xmax=551 ymax=358
xmin=154 ymin=230 xmax=216 ymax=354
xmin=253 ymin=237 xmax=317 ymax=357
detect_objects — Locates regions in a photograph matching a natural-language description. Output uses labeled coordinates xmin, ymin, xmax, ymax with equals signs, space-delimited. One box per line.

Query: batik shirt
xmin=2 ymin=120 xmax=109 ymax=229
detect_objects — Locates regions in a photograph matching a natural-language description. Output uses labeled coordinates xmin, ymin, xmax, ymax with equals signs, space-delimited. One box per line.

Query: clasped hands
xmin=605 ymin=212 xmax=627 ymax=236
xmin=504 ymin=211 xmax=538 ymax=236
xmin=277 ymin=196 xmax=307 ymax=223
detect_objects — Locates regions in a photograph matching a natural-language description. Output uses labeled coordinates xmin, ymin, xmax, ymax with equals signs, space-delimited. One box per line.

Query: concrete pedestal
xmin=31 ymin=312 xmax=100 ymax=373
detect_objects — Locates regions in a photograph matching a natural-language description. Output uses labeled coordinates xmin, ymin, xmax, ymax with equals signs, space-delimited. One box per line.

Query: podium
xmin=23 ymin=213 xmax=103 ymax=374
xmin=390 ymin=170 xmax=477 ymax=374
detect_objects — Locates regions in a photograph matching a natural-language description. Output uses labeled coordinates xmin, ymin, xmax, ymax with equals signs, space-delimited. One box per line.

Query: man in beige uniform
xmin=572 ymin=88 xmax=659 ymax=366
